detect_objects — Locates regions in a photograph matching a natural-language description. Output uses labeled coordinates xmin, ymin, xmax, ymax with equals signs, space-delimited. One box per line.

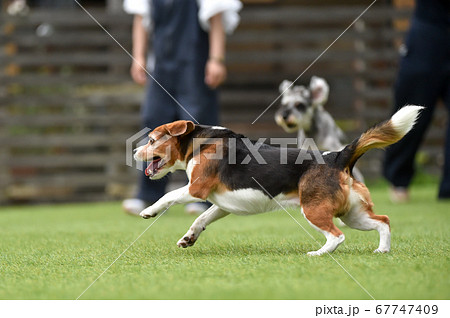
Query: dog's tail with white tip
xmin=337 ymin=105 xmax=424 ymax=172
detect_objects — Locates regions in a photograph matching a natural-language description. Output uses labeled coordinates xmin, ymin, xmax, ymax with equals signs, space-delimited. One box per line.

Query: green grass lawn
xmin=0 ymin=182 xmax=449 ymax=300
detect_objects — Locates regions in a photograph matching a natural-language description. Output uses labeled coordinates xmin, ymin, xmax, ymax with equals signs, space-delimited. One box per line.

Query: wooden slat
xmin=1 ymin=114 xmax=140 ymax=127
xmin=1 ymin=93 xmax=143 ymax=107
xmin=0 ymin=134 xmax=133 ymax=147
xmin=357 ymin=88 xmax=392 ymax=100
xmin=0 ymin=74 xmax=133 ymax=85
xmin=2 ymin=52 xmax=131 ymax=67
xmin=4 ymin=154 xmax=125 ymax=168
xmin=230 ymin=29 xmax=405 ymax=44
xmin=1 ymin=10 xmax=132 ymax=27
xmin=227 ymin=49 xmax=396 ymax=64
xmin=239 ymin=7 xmax=412 ymax=24
xmin=1 ymin=32 xmax=131 ymax=47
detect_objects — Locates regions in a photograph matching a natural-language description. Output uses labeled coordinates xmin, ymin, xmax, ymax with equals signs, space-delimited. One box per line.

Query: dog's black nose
xmin=282 ymin=110 xmax=290 ymax=120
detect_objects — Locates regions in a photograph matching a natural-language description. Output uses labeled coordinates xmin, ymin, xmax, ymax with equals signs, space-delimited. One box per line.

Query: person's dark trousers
xmin=134 ymin=0 xmax=220 ymax=204
xmin=383 ymin=18 xmax=450 ymax=198
xmin=440 ymin=81 xmax=450 ymax=198
xmin=136 ymin=72 xmax=219 ymax=203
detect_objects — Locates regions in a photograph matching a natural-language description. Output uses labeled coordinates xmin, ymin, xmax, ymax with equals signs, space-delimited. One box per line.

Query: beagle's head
xmin=134 ymin=120 xmax=195 ymax=179
xmin=275 ymin=76 xmax=329 ymax=133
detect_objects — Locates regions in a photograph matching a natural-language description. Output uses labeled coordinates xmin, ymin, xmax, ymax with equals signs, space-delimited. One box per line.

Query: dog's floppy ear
xmin=279 ymin=80 xmax=293 ymax=93
xmin=165 ymin=120 xmax=195 ymax=137
xmin=309 ymin=76 xmax=329 ymax=106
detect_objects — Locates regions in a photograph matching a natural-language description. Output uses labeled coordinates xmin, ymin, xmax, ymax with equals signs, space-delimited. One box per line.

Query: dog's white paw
xmin=139 ymin=207 xmax=157 ymax=219
xmin=177 ymin=234 xmax=197 ymax=248
xmin=307 ymin=250 xmax=324 ymax=257
xmin=373 ymin=248 xmax=390 ymax=254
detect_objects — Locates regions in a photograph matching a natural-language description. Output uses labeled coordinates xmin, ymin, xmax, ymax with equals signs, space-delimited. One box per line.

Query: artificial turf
xmin=0 ymin=182 xmax=448 ymax=299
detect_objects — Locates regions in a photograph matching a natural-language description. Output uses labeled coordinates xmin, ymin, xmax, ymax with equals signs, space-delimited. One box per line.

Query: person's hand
xmin=131 ymin=56 xmax=147 ymax=85
xmin=205 ymin=59 xmax=226 ymax=89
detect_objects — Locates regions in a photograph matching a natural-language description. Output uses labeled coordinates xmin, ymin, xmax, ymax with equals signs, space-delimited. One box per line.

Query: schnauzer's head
xmin=275 ymin=76 xmax=329 ymax=133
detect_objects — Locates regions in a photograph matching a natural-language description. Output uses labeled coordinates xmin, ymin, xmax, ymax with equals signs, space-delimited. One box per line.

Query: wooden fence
xmin=0 ymin=4 xmax=447 ymax=204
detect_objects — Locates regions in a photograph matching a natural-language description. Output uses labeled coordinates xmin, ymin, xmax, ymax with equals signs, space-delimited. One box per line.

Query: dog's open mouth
xmin=286 ymin=123 xmax=297 ymax=129
xmin=145 ymin=156 xmax=165 ymax=177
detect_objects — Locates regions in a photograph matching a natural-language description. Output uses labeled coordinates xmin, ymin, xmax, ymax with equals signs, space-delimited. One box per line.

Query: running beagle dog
xmin=134 ymin=105 xmax=423 ymax=256
xmin=275 ymin=76 xmax=364 ymax=182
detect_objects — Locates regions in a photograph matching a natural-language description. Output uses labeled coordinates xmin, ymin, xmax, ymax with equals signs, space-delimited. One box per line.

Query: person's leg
xmin=136 ymin=78 xmax=178 ymax=203
xmin=383 ymin=20 xmax=443 ymax=193
xmin=383 ymin=87 xmax=437 ymax=188
xmin=439 ymin=79 xmax=450 ymax=199
xmin=176 ymin=62 xmax=219 ymax=125
xmin=174 ymin=63 xmax=219 ymax=214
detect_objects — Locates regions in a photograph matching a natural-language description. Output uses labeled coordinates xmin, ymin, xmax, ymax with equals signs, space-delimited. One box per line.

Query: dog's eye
xmin=149 ymin=138 xmax=155 ymax=145
xmin=296 ymin=103 xmax=307 ymax=111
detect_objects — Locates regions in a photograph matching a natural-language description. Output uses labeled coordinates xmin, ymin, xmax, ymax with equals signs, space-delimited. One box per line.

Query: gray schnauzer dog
xmin=275 ymin=76 xmax=364 ymax=182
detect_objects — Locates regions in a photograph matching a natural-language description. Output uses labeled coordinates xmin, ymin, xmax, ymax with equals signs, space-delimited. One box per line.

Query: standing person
xmin=122 ymin=0 xmax=242 ymax=215
xmin=383 ymin=0 xmax=450 ymax=202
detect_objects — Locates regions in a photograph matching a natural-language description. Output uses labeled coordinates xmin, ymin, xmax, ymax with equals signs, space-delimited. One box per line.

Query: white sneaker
xmin=184 ymin=203 xmax=209 ymax=215
xmin=389 ymin=186 xmax=409 ymax=203
xmin=122 ymin=198 xmax=148 ymax=216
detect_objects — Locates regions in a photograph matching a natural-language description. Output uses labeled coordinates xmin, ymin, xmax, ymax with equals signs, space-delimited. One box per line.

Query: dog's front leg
xmin=297 ymin=129 xmax=306 ymax=148
xmin=177 ymin=205 xmax=229 ymax=248
xmin=140 ymin=185 xmax=203 ymax=219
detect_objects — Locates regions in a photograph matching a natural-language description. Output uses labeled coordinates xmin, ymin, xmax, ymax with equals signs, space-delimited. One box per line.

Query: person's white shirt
xmin=123 ymin=0 xmax=242 ymax=34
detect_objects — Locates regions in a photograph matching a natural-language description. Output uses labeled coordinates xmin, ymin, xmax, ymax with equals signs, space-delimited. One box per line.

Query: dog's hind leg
xmin=340 ymin=184 xmax=391 ymax=253
xmin=340 ymin=207 xmax=390 ymax=253
xmin=177 ymin=204 xmax=229 ymax=248
xmin=298 ymin=167 xmax=348 ymax=256
xmin=301 ymin=206 xmax=345 ymax=256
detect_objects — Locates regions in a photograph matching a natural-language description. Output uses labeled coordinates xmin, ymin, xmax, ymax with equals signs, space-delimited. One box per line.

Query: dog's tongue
xmin=145 ymin=158 xmax=161 ymax=176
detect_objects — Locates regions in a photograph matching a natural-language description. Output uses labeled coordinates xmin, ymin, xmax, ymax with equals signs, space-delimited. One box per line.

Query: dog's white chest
xmin=208 ymin=188 xmax=298 ymax=215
